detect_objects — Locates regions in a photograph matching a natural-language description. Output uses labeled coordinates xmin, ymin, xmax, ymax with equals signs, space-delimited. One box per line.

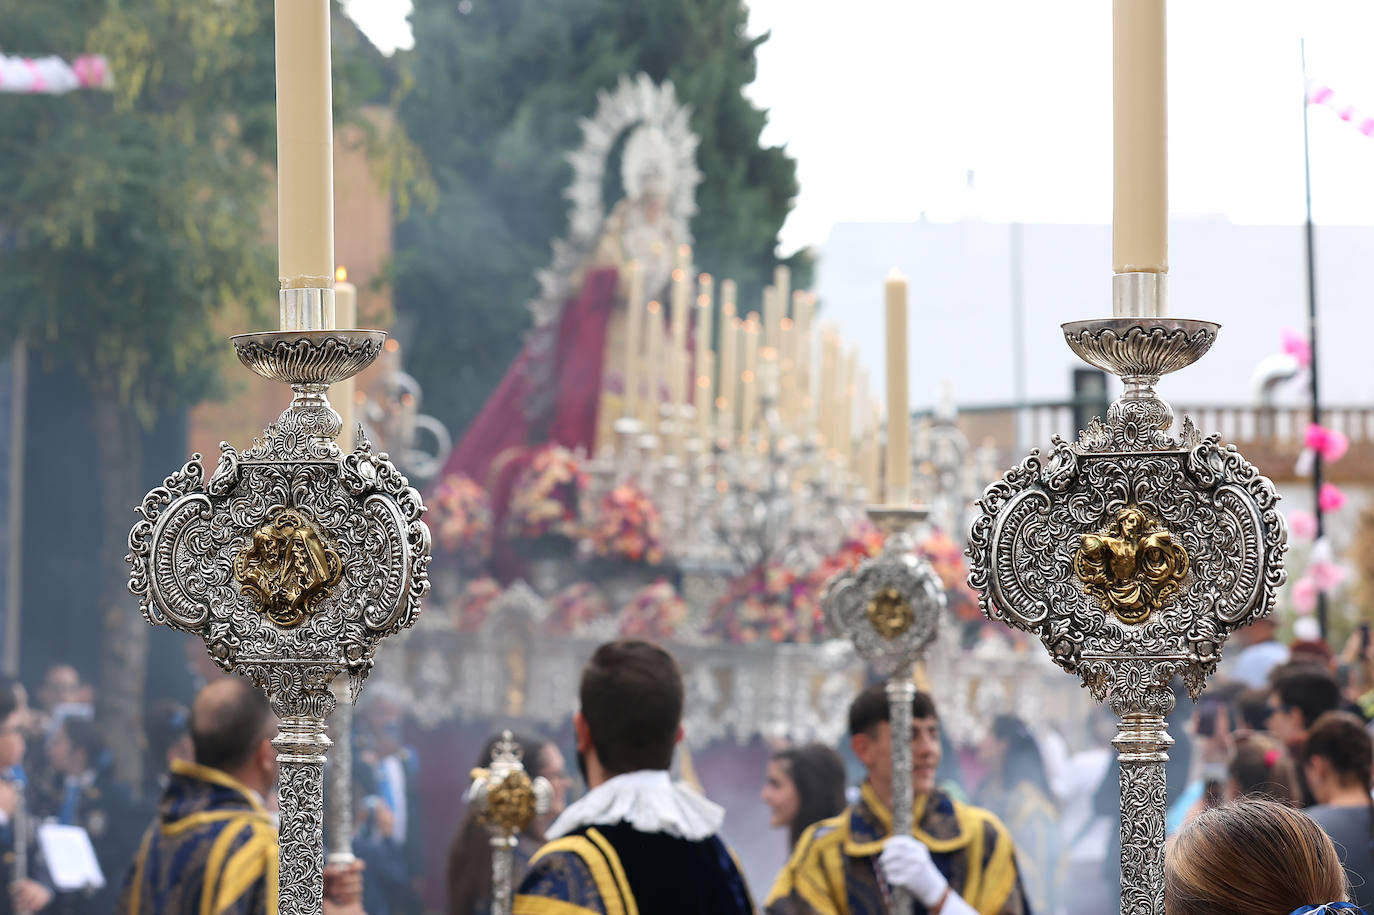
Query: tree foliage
xmin=394 ymin=0 xmax=808 ymax=439
xmin=0 ymin=0 xmax=421 ymax=780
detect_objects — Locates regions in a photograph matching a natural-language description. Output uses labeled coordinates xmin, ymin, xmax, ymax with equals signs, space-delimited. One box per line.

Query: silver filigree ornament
xmin=967 ymin=303 xmax=1288 ymax=915
xmin=823 ymin=506 xmax=945 ymax=915
xmin=127 ymin=329 xmax=431 ymax=915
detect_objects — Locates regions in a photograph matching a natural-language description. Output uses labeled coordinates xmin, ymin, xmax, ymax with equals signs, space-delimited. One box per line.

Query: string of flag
xmin=0 ymin=52 xmax=110 ymax=95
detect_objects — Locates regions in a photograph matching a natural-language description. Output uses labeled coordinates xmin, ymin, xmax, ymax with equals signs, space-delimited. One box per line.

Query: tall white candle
xmin=717 ymin=300 xmax=738 ymax=440
xmin=670 ymin=256 xmax=690 ymax=407
xmin=276 ymin=0 xmax=335 ymax=289
xmin=695 ymin=273 xmax=713 ymax=389
xmin=622 ymin=261 xmax=645 ymax=421
xmin=1113 ymin=0 xmax=1168 ymax=275
xmin=741 ymin=314 xmax=760 ymax=438
xmin=643 ymin=301 xmax=663 ymax=429
xmin=696 ymin=351 xmax=714 ymax=440
xmin=770 ymin=266 xmax=790 ymax=349
xmin=885 ymin=270 xmax=911 ymax=504
xmin=334 ymin=266 xmax=357 ymax=448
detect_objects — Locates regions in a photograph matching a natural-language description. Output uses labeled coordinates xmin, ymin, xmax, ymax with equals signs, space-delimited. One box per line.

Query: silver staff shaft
xmin=886 ymin=674 xmax=915 ymax=915
xmin=490 ymin=835 xmax=517 ymax=915
xmin=12 ymin=777 xmax=26 ymax=889
xmin=326 ymin=692 xmax=355 ymax=867
xmin=1114 ymin=701 xmax=1173 ymax=915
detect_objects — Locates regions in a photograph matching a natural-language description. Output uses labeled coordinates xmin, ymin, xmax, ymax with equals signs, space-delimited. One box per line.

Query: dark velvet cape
xmin=513 ymin=820 xmax=754 ymax=915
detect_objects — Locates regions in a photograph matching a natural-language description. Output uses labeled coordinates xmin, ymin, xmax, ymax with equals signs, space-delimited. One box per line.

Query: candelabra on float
xmin=128 ymin=310 xmax=431 ymax=915
xmin=468 ymin=731 xmax=553 ymax=915
xmin=967 ymin=276 xmax=1286 ymax=914
xmin=822 ymin=505 xmax=945 ymax=915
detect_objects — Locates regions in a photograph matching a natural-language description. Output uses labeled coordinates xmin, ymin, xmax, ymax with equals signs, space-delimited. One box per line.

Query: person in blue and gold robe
xmin=767 ymin=686 xmax=1028 ymax=915
xmin=514 ymin=640 xmax=754 ymax=915
xmin=117 ymin=678 xmax=363 ymax=915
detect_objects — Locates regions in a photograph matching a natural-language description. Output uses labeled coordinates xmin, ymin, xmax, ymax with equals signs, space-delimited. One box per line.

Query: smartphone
xmin=1195 ymin=699 xmax=1221 ymax=738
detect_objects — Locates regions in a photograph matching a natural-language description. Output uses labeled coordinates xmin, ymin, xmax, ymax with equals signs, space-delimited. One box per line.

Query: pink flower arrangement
xmin=430 ymin=473 xmax=494 ymax=570
xmin=915 ymin=529 xmax=982 ymax=622
xmin=505 ymin=445 xmax=588 ymax=546
xmin=451 ymin=577 xmax=503 ymax=632
xmin=591 ymin=484 xmax=665 ymax=565
xmin=617 ymin=579 xmax=688 ymax=641
xmin=544 ymin=583 xmax=612 ymax=636
xmin=708 ymin=562 xmax=826 ymax=644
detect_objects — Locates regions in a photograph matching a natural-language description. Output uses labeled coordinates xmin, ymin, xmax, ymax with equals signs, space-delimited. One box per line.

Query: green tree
xmin=394 ymin=0 xmax=809 ymax=440
xmin=0 ymin=0 xmax=419 ymax=781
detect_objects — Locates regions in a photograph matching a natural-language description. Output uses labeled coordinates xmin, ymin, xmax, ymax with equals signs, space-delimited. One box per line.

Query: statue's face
xmin=1121 ymin=511 xmax=1142 ymax=538
xmin=638 ymin=173 xmax=668 ymax=210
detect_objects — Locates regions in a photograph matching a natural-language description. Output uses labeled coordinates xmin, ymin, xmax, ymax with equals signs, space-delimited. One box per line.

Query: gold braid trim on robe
xmin=514 ymin=830 xmax=632 ymax=915
xmin=118 ymin=759 xmax=276 ymax=915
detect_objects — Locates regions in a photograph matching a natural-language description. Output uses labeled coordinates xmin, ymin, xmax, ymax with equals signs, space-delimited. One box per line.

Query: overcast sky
xmin=343 ymin=1 xmax=1374 ymax=253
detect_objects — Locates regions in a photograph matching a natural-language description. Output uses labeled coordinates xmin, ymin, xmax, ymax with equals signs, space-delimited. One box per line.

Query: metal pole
xmin=490 ymin=835 xmax=517 ymax=915
xmin=1111 ymin=673 xmax=1174 ymax=915
xmin=1300 ymin=38 xmax=1327 ymax=637
xmin=886 ymin=673 xmax=916 ymax=915
xmin=326 ymin=688 xmax=355 ymax=867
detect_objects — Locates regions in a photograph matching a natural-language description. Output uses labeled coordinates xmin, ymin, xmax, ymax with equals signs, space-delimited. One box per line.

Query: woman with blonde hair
xmin=1166 ymin=798 xmax=1364 ymax=914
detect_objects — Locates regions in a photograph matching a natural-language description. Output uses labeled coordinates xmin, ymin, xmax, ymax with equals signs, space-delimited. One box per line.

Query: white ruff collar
xmin=546 ymin=769 xmax=724 ymax=841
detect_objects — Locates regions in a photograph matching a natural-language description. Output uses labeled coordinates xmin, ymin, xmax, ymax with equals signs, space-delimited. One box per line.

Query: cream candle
xmin=670 ymin=259 xmax=690 ymax=407
xmin=643 ymin=301 xmax=663 ymax=428
xmin=885 ymin=270 xmax=911 ymax=504
xmin=1113 ymin=0 xmax=1168 ymax=276
xmin=333 ymin=266 xmax=357 ymax=448
xmin=717 ymin=301 xmax=738 ymax=440
xmin=623 ymin=261 xmax=645 ymax=421
xmin=276 ymin=0 xmax=335 ymax=290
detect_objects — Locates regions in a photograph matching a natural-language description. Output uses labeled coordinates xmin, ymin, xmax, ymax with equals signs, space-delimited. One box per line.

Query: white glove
xmin=878 ymin=835 xmax=947 ymax=908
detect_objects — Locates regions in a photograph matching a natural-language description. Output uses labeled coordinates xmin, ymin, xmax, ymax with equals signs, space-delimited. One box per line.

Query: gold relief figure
xmin=1074 ymin=506 xmax=1189 ymax=624
xmin=866 ymin=587 xmax=915 ymax=640
xmin=234 ymin=508 xmax=343 ymax=627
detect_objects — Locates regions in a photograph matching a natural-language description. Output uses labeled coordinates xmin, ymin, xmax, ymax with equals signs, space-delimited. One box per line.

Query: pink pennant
xmin=1318 ymin=483 xmax=1347 ymax=513
xmin=1288 ymin=510 xmax=1318 ymax=540
xmin=1280 ymin=327 xmax=1312 ymax=368
xmin=1305 ymin=424 xmax=1350 ymax=463
xmin=1293 ymin=576 xmax=1318 ymax=615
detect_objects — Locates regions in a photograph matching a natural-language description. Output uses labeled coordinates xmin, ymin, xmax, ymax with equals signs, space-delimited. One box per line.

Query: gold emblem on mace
xmin=233 ymin=507 xmax=343 ymax=628
xmin=866 ymin=587 xmax=915 ymax=640
xmin=1074 ymin=505 xmax=1189 ymax=625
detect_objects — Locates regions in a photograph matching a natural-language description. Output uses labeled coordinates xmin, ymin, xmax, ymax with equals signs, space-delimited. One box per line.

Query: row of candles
xmin=616 ymin=249 xmax=922 ymax=508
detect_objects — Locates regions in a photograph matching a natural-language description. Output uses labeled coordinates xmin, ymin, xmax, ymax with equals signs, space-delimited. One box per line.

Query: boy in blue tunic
xmin=514 ymin=640 xmax=754 ymax=915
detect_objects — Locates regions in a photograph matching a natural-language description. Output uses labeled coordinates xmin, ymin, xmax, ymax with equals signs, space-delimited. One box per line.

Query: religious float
xmin=365 ymin=74 xmax=1087 ymax=786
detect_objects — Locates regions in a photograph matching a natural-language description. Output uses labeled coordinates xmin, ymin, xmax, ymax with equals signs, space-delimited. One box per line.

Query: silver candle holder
xmin=468 ymin=731 xmax=553 ymax=915
xmin=128 ymin=292 xmax=432 ymax=915
xmin=967 ymin=272 xmax=1286 ymax=915
xmin=822 ymin=505 xmax=945 ymax=915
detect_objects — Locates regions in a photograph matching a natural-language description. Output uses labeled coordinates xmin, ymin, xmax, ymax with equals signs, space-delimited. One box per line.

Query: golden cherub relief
xmin=1074 ymin=506 xmax=1189 ymax=625
xmin=234 ymin=508 xmax=343 ymax=628
xmin=866 ymin=587 xmax=915 ymax=640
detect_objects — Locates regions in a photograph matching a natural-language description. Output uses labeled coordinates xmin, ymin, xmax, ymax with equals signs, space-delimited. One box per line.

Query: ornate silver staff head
xmin=127 ymin=327 xmax=431 ymax=914
xmin=469 ymin=731 xmax=554 ymax=915
xmin=967 ymin=276 xmax=1287 ymax=914
xmin=823 ymin=505 xmax=945 ymax=915
xmin=823 ymin=507 xmax=945 ymax=680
